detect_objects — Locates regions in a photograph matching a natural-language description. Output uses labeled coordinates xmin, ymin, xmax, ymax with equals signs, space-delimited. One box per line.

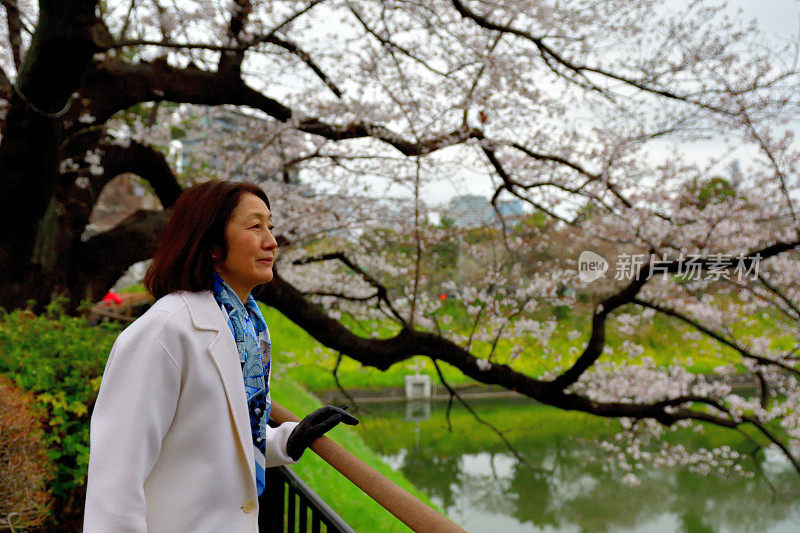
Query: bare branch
xmin=742 ymin=414 xmax=800 ymax=475
xmin=408 ymin=157 xmax=424 ymax=326
xmin=482 ymin=147 xmax=576 ymax=226
xmin=293 ymin=251 xmax=406 ymax=325
xmin=251 ymin=0 xmax=328 ymax=46
xmin=756 ymin=273 xmax=800 ymax=321
xmin=430 ymin=357 xmax=530 ymax=466
xmin=332 ymin=352 xmax=360 ymax=415
xmin=302 ymin=290 xmax=378 ymax=302
xmin=262 ymin=34 xmax=342 ymax=98
xmin=106 ymin=39 xmax=240 ymax=52
xmin=349 ymin=6 xmax=450 ymax=77
xmin=117 ymin=0 xmax=137 ymax=40
xmin=484 ymin=145 xmax=621 ymax=216
xmin=450 ymin=0 xmax=736 ymax=114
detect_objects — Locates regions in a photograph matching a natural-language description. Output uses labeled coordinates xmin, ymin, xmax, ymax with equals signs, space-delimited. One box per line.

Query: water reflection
xmin=356 ymin=398 xmax=800 ymax=532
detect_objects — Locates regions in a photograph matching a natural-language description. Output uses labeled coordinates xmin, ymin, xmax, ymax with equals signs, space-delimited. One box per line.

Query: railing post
xmin=260 ymin=466 xmax=285 ymax=532
xmin=273 ymin=463 xmax=357 ymax=533
xmin=271 ymin=402 xmax=466 ymax=533
xmin=288 ymin=484 xmax=296 ymax=532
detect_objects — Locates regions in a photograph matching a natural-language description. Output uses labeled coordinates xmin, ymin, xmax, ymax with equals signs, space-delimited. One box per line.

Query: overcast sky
xmin=733 ymin=0 xmax=800 ymax=37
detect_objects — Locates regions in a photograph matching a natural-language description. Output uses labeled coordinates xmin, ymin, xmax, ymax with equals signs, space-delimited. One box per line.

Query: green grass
xmin=260 ymin=305 xmax=471 ymax=391
xmin=261 ymin=300 xmax=795 ymax=394
xmin=270 ymin=373 xmax=446 ymax=532
xmin=115 ymin=286 xmax=794 ymax=394
xmin=116 ymin=283 xmax=147 ymax=294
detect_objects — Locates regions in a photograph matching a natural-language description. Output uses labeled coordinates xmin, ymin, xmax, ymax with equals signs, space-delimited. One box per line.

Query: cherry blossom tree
xmin=1 ymin=0 xmax=799 ymax=476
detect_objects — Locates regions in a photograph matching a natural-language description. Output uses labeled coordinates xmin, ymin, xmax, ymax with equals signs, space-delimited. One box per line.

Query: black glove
xmin=286 ymin=405 xmax=359 ymax=461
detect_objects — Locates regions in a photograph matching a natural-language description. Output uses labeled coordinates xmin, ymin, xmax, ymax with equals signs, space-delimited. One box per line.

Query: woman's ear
xmin=210 ymin=246 xmax=222 ymax=262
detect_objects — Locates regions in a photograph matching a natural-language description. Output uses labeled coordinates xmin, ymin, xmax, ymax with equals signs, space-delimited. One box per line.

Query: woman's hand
xmin=285 ymin=405 xmax=359 ymax=461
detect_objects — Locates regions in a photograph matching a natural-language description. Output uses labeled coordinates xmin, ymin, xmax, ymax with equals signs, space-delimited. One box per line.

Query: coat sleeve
xmin=83 ymin=323 xmax=181 ymax=533
xmin=263 ymin=421 xmax=299 ymax=468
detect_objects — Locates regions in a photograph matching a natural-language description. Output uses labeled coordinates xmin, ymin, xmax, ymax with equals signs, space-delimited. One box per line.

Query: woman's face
xmin=213 ymin=192 xmax=277 ymax=302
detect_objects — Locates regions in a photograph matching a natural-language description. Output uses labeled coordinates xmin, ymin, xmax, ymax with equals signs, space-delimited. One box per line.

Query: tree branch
xmin=348 ymin=6 xmax=450 ymax=77
xmin=756 ymin=273 xmax=800 ymax=322
xmin=80 ymin=57 xmax=681 ymax=174
xmin=255 ymin=269 xmax=800 ymax=474
xmin=549 ymin=257 xmax=654 ymax=390
xmin=2 ymin=0 xmax=23 ymax=72
xmin=302 ymin=290 xmax=379 ymax=302
xmin=632 ymin=298 xmax=800 ymax=378
xmin=218 ymin=0 xmax=252 ymax=76
xmin=332 ymin=352 xmax=360 ymax=415
xmin=72 ymin=208 xmax=169 ymax=300
xmin=449 ymin=0 xmax=735 ymax=115
xmin=107 ymin=39 xmax=240 ymax=52
xmin=96 ymin=140 xmax=183 ymax=208
xmin=261 ymin=34 xmax=342 ymax=98
xmin=293 ymin=251 xmax=406 ymax=325
xmin=250 ymin=0 xmax=328 ymax=46
xmin=430 ymin=357 xmax=529 ymax=466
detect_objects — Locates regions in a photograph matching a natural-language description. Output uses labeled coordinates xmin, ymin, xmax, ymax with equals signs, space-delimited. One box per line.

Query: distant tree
xmin=680 ymin=176 xmax=737 ymax=210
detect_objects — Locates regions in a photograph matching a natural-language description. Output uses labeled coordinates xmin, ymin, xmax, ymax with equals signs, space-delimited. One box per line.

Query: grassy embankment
xmin=117 ymin=283 xmax=792 ymax=393
xmin=262 ymin=298 xmax=794 ymax=395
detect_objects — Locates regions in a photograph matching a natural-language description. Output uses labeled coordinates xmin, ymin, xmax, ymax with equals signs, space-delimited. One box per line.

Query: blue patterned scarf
xmin=211 ymin=272 xmax=271 ymax=496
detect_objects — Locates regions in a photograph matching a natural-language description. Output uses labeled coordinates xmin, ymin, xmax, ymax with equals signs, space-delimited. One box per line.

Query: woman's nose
xmin=263 ymin=230 xmax=278 ymax=250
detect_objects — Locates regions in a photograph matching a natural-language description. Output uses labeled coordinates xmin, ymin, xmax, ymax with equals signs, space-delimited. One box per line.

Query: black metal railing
xmin=259 ymin=464 xmax=356 ymax=533
xmin=267 ymin=404 xmax=464 ymax=533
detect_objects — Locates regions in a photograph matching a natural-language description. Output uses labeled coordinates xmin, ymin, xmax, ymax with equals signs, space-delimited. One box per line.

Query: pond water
xmin=352 ymin=396 xmax=800 ymax=533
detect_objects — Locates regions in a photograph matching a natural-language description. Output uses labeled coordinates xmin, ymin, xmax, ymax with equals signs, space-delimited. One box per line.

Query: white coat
xmin=83 ymin=290 xmax=298 ymax=532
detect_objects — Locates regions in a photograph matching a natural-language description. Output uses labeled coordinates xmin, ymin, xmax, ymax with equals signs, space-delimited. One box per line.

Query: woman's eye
xmin=250 ymin=224 xmax=261 ymax=230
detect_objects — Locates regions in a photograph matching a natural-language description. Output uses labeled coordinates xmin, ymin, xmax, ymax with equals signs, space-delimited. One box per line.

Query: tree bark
xmin=0 ymin=0 xmax=100 ymax=311
xmin=71 ymin=208 xmax=169 ymax=306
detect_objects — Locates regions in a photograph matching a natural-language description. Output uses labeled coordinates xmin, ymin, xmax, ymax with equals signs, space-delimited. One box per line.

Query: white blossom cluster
xmin=568 ymin=358 xmax=692 ymax=404
xmin=597 ymin=434 xmax=755 ymax=484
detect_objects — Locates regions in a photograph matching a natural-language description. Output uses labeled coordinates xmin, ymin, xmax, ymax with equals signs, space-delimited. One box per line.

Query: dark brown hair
xmin=144 ymin=180 xmax=271 ymax=299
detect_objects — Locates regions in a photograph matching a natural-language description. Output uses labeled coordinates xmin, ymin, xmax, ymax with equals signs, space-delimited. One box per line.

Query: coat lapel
xmin=178 ymin=290 xmax=256 ymax=488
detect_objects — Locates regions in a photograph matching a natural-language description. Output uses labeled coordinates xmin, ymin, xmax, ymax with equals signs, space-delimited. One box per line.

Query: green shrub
xmin=0 ymin=297 xmax=121 ymax=522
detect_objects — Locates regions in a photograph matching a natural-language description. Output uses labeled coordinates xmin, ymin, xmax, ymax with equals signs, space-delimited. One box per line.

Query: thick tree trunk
xmin=70 ymin=208 xmax=170 ymax=309
xmin=0 ymin=0 xmax=99 ymax=312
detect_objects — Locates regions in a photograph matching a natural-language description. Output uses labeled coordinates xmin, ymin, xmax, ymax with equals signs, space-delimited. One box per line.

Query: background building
xmin=441 ymin=194 xmax=524 ymax=227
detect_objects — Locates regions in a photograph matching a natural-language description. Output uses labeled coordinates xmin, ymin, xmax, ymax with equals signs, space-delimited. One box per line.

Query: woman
xmin=84 ymin=180 xmax=357 ymax=532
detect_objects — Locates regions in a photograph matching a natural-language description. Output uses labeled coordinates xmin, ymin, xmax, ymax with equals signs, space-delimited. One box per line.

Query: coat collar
xmin=176 ymin=290 xmax=257 ymax=494
xmin=178 ymin=290 xmax=227 ymax=332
